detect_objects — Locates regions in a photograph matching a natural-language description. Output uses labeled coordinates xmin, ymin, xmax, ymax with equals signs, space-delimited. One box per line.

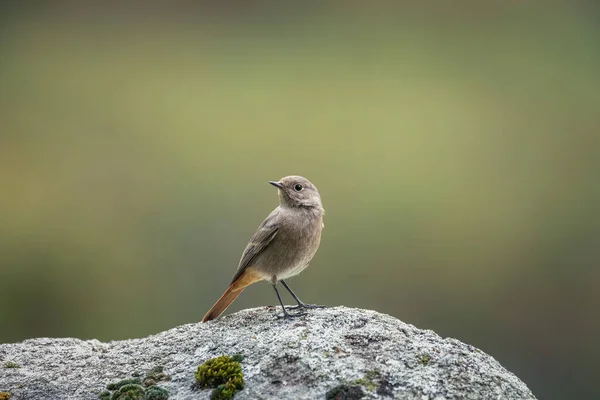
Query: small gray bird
xmin=202 ymin=176 xmax=325 ymax=322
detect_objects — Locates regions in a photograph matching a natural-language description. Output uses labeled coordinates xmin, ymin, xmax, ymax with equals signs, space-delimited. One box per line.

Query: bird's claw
xmin=276 ymin=310 xmax=308 ymax=319
xmin=286 ymin=303 xmax=327 ymax=310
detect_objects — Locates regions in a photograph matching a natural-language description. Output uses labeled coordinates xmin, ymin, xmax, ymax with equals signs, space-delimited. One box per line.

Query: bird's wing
xmin=230 ymin=208 xmax=280 ymax=283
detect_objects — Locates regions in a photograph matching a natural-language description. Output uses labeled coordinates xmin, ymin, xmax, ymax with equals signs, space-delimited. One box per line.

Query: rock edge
xmin=0 ymin=306 xmax=536 ymax=399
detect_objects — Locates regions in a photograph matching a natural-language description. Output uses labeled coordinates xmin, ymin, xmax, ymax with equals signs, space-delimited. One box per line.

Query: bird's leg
xmin=272 ymin=283 xmax=306 ymax=318
xmin=280 ymin=280 xmax=326 ymax=310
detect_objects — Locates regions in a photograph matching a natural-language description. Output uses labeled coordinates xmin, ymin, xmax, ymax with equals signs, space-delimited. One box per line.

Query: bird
xmin=202 ymin=175 xmax=325 ymax=322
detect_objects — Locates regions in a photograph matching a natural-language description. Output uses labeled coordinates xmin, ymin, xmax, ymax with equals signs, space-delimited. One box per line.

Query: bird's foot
xmin=286 ymin=303 xmax=327 ymax=310
xmin=276 ymin=309 xmax=307 ymax=319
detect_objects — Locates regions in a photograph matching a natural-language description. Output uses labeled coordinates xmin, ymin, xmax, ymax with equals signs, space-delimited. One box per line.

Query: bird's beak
xmin=269 ymin=181 xmax=284 ymax=189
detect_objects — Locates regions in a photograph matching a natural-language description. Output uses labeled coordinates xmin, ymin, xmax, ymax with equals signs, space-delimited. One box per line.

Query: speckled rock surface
xmin=0 ymin=306 xmax=536 ymax=399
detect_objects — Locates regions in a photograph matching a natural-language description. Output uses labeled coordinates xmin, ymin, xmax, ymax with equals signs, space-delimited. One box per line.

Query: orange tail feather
xmin=201 ymin=269 xmax=262 ymax=322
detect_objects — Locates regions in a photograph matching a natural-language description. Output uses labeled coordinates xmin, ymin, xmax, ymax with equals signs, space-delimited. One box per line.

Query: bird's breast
xmin=255 ymin=210 xmax=323 ymax=280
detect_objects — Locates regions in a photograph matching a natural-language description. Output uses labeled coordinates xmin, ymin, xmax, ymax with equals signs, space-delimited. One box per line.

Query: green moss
xmin=144 ymin=386 xmax=169 ymax=400
xmin=230 ymin=354 xmax=244 ymax=363
xmin=0 ymin=392 xmax=11 ymax=400
xmin=300 ymin=329 xmax=309 ymax=340
xmin=195 ymin=355 xmax=245 ymax=399
xmin=364 ymin=370 xmax=379 ymax=380
xmin=352 ymin=377 xmax=376 ymax=391
xmin=110 ymin=383 xmax=145 ymax=400
xmin=419 ymin=354 xmax=431 ymax=365
xmin=195 ymin=355 xmax=244 ymax=388
xmin=352 ymin=370 xmax=381 ymax=391
xmin=325 ymin=384 xmax=365 ymax=400
xmin=98 ymin=390 xmax=111 ymax=400
xmin=143 ymin=365 xmax=170 ymax=387
xmin=107 ymin=378 xmax=142 ymax=391
xmin=3 ymin=361 xmax=20 ymax=369
xmin=210 ymin=381 xmax=241 ymax=400
xmin=143 ymin=379 xmax=157 ymax=387
xmin=101 ymin=367 xmax=169 ymax=400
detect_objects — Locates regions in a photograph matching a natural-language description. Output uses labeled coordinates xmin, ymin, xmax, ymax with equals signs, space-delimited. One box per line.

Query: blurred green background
xmin=1 ymin=2 xmax=598 ymax=399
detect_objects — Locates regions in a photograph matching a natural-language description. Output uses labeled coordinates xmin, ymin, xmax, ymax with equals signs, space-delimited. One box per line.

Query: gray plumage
xmin=202 ymin=175 xmax=325 ymax=322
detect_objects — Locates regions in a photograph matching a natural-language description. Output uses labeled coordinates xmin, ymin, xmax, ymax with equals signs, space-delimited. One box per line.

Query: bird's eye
xmin=294 ymin=184 xmax=303 ymax=192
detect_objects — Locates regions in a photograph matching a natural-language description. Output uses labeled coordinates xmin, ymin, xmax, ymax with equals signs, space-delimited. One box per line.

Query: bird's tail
xmin=201 ymin=269 xmax=262 ymax=322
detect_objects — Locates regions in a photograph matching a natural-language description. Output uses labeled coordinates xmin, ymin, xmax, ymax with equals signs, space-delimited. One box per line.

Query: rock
xmin=0 ymin=306 xmax=536 ymax=399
